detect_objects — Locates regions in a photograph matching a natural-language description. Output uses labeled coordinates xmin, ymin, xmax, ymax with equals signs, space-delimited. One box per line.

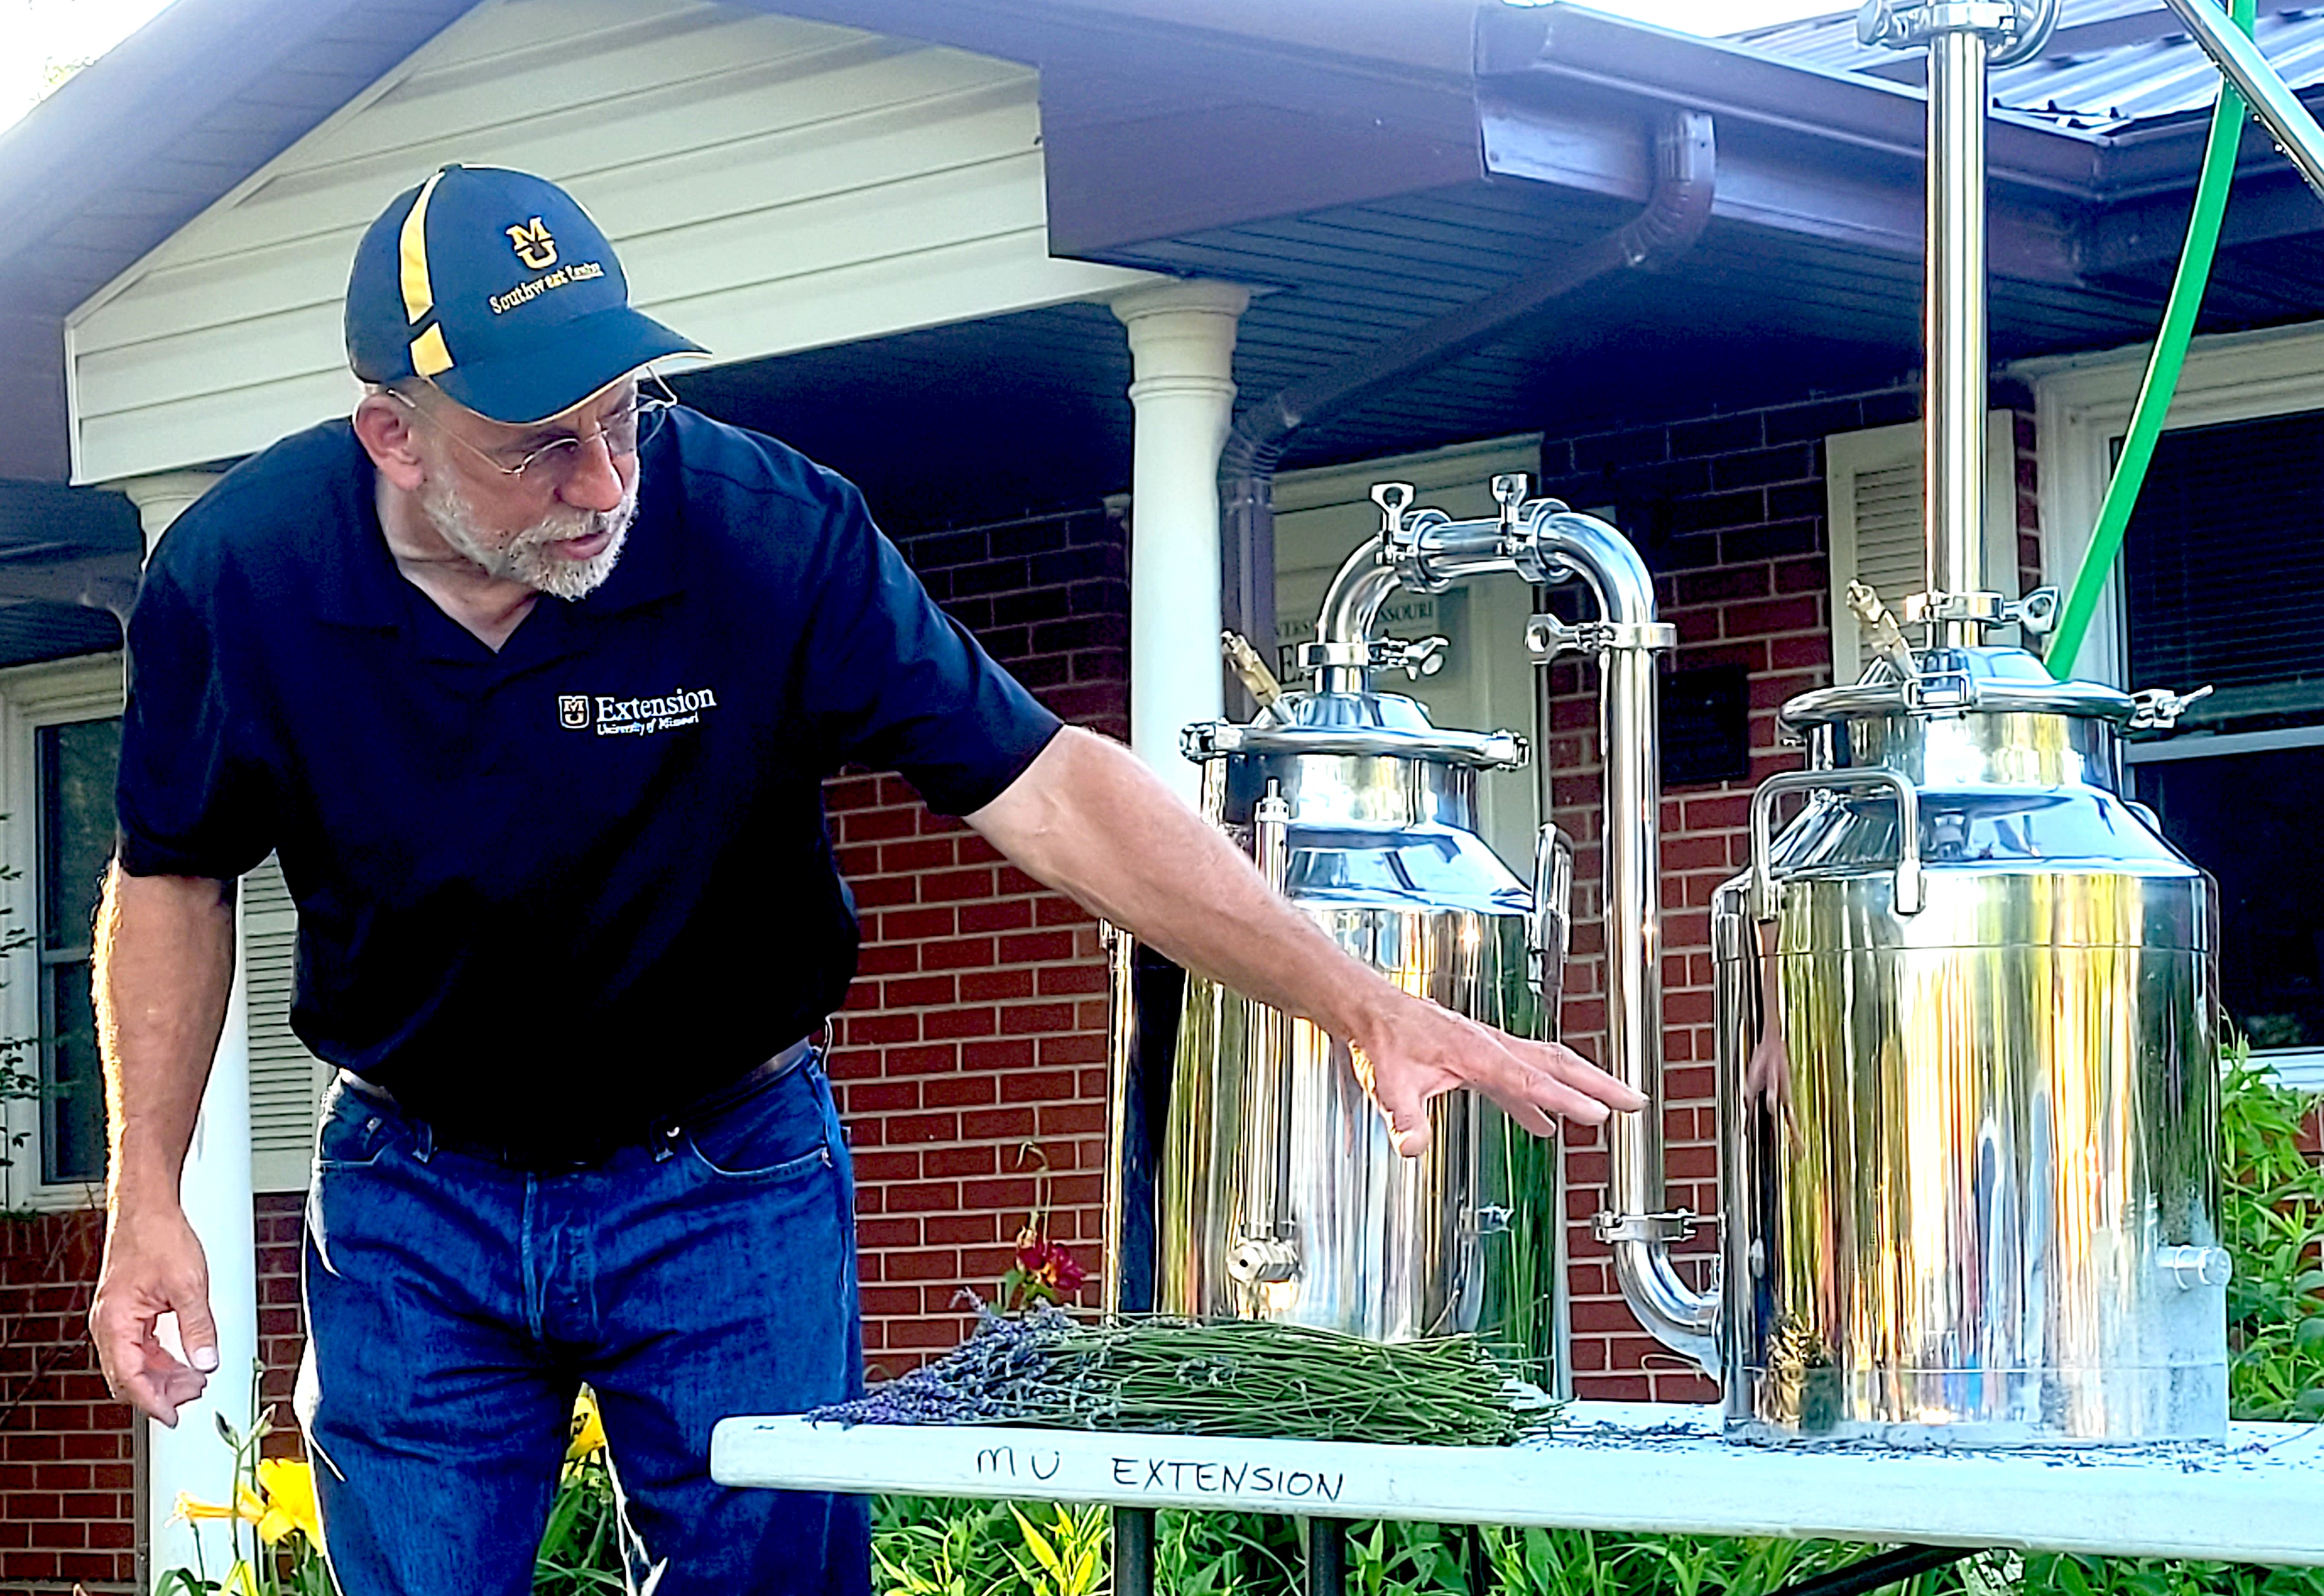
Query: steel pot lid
xmin=1181 ymin=691 xmax=1527 ymax=770
xmin=1779 ymin=645 xmax=2138 ymax=735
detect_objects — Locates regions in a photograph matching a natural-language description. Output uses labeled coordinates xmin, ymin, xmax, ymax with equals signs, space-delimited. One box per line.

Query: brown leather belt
xmin=338 ymin=1034 xmax=818 ymax=1172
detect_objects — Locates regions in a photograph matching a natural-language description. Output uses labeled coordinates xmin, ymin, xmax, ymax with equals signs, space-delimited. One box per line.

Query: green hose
xmin=2047 ymin=0 xmax=2255 ymax=677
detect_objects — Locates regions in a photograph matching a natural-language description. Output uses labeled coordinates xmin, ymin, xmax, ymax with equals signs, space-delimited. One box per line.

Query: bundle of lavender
xmin=809 ymin=1308 xmax=1550 ymax=1446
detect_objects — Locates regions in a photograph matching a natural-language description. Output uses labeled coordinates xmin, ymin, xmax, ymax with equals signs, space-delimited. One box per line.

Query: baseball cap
xmin=345 ymin=164 xmax=704 ymax=424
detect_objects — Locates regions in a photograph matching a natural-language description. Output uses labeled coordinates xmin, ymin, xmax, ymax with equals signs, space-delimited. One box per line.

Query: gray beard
xmin=418 ymin=472 xmax=637 ymax=602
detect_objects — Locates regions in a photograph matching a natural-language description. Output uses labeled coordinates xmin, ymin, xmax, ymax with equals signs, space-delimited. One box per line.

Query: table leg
xmin=1113 ymin=1506 xmax=1156 ymax=1596
xmin=1460 ymin=1522 xmax=1489 ymax=1595
xmin=1303 ymin=1516 xmax=1351 ymax=1596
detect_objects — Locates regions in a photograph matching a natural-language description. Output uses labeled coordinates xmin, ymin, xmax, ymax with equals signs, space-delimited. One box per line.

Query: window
xmin=2029 ymin=324 xmax=2324 ymax=1087
xmin=1 ymin=657 xmax=126 ymax=1206
xmin=35 ymin=716 xmax=119 ymax=1184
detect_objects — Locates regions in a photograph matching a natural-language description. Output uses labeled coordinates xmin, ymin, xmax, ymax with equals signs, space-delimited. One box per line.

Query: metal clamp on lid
xmin=2128 ymin=683 xmax=2215 ymax=731
xmin=1297 ymin=635 xmax=1448 ymax=681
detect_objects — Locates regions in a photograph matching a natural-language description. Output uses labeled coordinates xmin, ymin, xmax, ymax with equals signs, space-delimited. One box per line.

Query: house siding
xmin=64 ymin=0 xmax=1147 ymax=485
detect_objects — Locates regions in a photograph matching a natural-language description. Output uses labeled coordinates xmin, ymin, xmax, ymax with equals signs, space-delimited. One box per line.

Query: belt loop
xmin=413 ymin=1119 xmax=435 ymax=1164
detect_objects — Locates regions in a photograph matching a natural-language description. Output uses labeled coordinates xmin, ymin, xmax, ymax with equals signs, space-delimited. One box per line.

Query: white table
xmin=713 ymin=1402 xmax=2324 ymax=1592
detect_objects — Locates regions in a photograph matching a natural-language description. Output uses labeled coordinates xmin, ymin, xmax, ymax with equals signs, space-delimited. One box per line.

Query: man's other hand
xmin=1351 ymin=993 xmax=1645 ymax=1158
xmin=91 ymin=1203 xmax=220 ymax=1426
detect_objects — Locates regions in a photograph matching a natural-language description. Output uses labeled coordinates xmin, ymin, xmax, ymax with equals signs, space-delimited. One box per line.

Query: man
xmin=89 ymin=164 xmax=1639 ymax=1595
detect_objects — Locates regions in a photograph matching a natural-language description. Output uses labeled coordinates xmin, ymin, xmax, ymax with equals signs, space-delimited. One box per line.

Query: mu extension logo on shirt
xmin=559 ymin=689 xmax=720 ymax=737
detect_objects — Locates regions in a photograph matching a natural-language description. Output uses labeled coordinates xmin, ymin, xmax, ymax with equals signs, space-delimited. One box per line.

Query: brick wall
xmin=815 ymin=500 xmax=1131 ymax=1369
xmin=0 ymin=1208 xmax=132 ymax=1596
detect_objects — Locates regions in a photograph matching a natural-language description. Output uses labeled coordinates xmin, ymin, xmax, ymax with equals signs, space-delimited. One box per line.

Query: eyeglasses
xmin=388 ymin=372 xmax=677 ymax=485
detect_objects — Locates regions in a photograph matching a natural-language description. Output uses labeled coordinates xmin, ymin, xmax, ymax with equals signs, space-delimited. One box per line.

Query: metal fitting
xmin=1294 ymin=635 xmax=1448 ymax=680
xmin=1857 ymin=0 xmax=2055 ymax=62
xmin=2157 ymin=1245 xmax=2233 ymax=1291
xmin=1226 ymin=1234 xmax=1301 ymax=1286
xmin=1593 ymin=1210 xmax=1700 ymax=1246
xmin=2128 ymin=684 xmax=2216 ymax=731
xmin=1524 ymin=614 xmax=1677 ymax=663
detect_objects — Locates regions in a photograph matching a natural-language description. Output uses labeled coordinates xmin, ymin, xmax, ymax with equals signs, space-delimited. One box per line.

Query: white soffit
xmin=67 ymin=0 xmax=1154 ymax=484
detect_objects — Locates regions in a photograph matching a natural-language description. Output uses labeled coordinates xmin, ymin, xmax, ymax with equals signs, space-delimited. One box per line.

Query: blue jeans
xmin=297 ymin=1056 xmax=870 ymax=1596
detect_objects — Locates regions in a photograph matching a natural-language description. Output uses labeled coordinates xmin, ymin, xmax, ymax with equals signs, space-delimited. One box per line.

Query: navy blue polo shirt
xmin=116 ymin=408 xmax=1061 ymax=1147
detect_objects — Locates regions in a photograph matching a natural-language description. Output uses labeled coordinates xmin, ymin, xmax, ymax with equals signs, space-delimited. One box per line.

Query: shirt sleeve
xmin=793 ymin=476 xmax=1062 ymax=816
xmin=114 ymin=556 xmax=279 ymax=880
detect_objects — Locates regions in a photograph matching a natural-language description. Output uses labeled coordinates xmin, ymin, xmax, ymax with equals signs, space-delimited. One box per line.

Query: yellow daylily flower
xmin=172 ymin=1486 xmax=265 ymax=1527
xmin=255 ymin=1457 xmax=324 ymax=1546
xmin=568 ymin=1387 xmax=607 ymax=1461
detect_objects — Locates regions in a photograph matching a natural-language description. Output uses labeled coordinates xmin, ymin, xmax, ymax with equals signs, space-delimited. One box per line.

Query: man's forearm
xmin=96 ymin=865 xmax=237 ymax=1211
xmin=967 ymin=727 xmax=1407 ymax=1044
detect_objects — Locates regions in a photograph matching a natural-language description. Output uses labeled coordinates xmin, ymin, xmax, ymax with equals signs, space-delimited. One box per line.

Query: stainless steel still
xmin=1713 ymin=648 xmax=2227 ymax=1444
xmin=1669 ymin=0 xmax=2232 ymax=1446
xmin=1104 ymin=474 xmax=1678 ymax=1386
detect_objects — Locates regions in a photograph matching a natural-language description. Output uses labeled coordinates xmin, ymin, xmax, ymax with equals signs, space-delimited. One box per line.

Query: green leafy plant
xmin=2220 ymin=1037 xmax=2324 ymax=1423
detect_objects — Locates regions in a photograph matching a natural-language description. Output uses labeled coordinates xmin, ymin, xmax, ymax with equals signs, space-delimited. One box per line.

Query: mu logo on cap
xmin=558 ymin=695 xmax=590 ymax=729
xmin=507 ymin=217 xmax=558 ymax=271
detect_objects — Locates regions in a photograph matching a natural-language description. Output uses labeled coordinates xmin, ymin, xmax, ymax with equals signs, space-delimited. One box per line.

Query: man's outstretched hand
xmin=90 ymin=1203 xmax=220 ymax=1427
xmin=1349 ymin=994 xmax=1645 ymax=1158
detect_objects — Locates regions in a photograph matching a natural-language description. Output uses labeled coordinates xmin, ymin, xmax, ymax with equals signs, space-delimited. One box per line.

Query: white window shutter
xmin=244 ymin=854 xmax=327 ymax=1192
xmin=1825 ymin=415 xmax=2022 ymax=679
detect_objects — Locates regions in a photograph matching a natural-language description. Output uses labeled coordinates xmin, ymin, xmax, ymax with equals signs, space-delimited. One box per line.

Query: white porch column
xmin=119 ymin=471 xmax=257 ymax=1575
xmin=1111 ymin=281 xmax=1251 ymax=804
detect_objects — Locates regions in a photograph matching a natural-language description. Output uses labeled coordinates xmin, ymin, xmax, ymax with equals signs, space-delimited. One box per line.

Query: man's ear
xmin=352 ymin=392 xmax=429 ymax=493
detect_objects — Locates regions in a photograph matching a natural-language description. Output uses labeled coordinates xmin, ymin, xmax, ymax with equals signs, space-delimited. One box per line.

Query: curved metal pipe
xmin=1533 ymin=508 xmax=1719 ymax=1371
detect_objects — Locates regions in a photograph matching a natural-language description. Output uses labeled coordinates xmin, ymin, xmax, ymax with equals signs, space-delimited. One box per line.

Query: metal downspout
xmin=1217 ymin=109 xmax=1717 ymax=680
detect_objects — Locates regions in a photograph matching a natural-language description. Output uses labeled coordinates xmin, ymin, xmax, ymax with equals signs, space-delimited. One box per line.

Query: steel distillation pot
xmin=1106 ymin=475 xmax=1677 ymax=1383
xmin=1157 ymin=693 xmax=1567 ymax=1370
xmin=1711 ymin=642 xmax=2228 ymax=1444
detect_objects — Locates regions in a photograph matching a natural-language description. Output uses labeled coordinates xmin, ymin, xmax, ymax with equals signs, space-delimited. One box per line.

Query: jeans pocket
xmin=682 ymin=1061 xmax=833 ymax=1182
xmin=314 ymin=1082 xmax=400 ymax=1170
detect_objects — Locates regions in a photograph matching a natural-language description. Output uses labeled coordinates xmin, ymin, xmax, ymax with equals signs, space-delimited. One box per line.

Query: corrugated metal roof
xmin=1742 ymin=1 xmax=2324 ymax=132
